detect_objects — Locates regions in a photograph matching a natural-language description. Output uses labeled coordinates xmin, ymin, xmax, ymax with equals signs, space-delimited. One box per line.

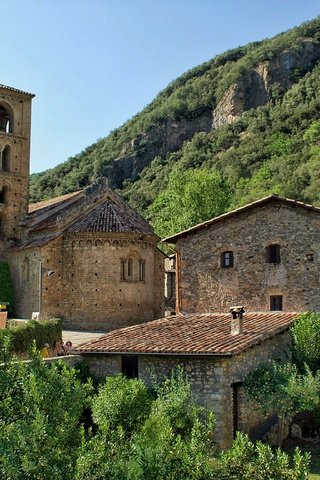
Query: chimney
xmin=230 ymin=306 xmax=245 ymax=335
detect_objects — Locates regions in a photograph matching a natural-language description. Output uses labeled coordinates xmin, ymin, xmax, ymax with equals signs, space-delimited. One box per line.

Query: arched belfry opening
xmin=0 ymin=105 xmax=13 ymax=134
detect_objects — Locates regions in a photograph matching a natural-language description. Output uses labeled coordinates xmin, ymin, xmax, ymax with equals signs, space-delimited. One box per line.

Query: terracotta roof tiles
xmin=66 ymin=201 xmax=154 ymax=235
xmin=76 ymin=311 xmax=299 ymax=356
xmin=28 ymin=191 xmax=82 ymax=214
xmin=11 ymin=233 xmax=60 ymax=251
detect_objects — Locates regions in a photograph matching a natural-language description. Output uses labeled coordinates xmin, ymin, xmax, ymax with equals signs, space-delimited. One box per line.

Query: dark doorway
xmin=232 ymin=382 xmax=242 ymax=438
xmin=122 ymin=355 xmax=138 ymax=379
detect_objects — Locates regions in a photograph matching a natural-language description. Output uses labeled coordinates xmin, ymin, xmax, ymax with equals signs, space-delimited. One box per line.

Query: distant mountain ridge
xmin=30 ymin=17 xmax=320 ymax=235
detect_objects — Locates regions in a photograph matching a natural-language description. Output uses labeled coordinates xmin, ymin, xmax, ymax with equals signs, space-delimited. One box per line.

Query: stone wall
xmin=176 ymin=202 xmax=320 ymax=313
xmin=10 ymin=232 xmax=164 ymax=330
xmin=83 ymin=329 xmax=291 ymax=448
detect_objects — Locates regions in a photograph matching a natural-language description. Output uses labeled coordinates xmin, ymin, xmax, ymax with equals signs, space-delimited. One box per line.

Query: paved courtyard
xmin=62 ymin=329 xmax=105 ymax=347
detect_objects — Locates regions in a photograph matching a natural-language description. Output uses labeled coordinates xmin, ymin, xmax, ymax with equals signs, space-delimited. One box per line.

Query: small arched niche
xmin=0 ymin=104 xmax=13 ymax=134
xmin=0 ymin=186 xmax=8 ymax=204
xmin=2 ymin=145 xmax=11 ymax=172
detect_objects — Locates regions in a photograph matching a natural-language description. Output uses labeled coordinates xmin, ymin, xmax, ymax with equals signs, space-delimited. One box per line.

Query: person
xmin=55 ymin=340 xmax=66 ymax=356
xmin=64 ymin=340 xmax=73 ymax=355
xmin=40 ymin=343 xmax=49 ymax=358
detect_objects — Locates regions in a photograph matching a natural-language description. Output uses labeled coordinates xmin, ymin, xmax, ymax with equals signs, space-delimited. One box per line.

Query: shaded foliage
xmin=0 ymin=318 xmax=62 ymax=355
xmin=0 ymin=261 xmax=15 ymax=316
xmin=0 ymin=344 xmax=92 ymax=480
xmin=291 ymin=312 xmax=320 ymax=373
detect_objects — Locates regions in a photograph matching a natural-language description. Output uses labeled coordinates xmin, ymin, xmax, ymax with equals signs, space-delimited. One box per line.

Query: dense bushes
xmin=0 ymin=345 xmax=91 ymax=480
xmin=0 ymin=353 xmax=311 ymax=480
xmin=244 ymin=312 xmax=320 ymax=448
xmin=0 ymin=261 xmax=15 ymax=316
xmin=0 ymin=318 xmax=62 ymax=354
xmin=76 ymin=370 xmax=216 ymax=480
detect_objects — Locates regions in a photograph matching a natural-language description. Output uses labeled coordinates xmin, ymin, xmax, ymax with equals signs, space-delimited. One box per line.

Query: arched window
xmin=0 ymin=105 xmax=13 ymax=133
xmin=2 ymin=146 xmax=11 ymax=171
xmin=0 ymin=186 xmax=8 ymax=204
xmin=127 ymin=258 xmax=133 ymax=279
xmin=221 ymin=251 xmax=234 ymax=268
xmin=139 ymin=259 xmax=146 ymax=282
xmin=120 ymin=257 xmax=133 ymax=281
xmin=266 ymin=244 xmax=281 ymax=264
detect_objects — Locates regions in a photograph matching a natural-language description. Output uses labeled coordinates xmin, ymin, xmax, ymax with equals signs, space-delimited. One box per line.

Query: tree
xmin=291 ymin=312 xmax=320 ymax=373
xmin=76 ymin=370 xmax=215 ymax=480
xmin=0 ymin=344 xmax=91 ymax=480
xmin=214 ymin=432 xmax=310 ymax=480
xmin=0 ymin=261 xmax=15 ymax=316
xmin=244 ymin=361 xmax=320 ymax=446
xmin=148 ymin=167 xmax=230 ymax=239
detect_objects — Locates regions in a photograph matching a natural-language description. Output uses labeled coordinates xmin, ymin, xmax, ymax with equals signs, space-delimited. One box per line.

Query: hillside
xmin=30 ymin=17 xmax=320 ymax=237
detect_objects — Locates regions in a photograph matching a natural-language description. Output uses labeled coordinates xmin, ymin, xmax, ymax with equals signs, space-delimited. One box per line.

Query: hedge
xmin=0 ymin=261 xmax=15 ymax=316
xmin=0 ymin=318 xmax=62 ymax=354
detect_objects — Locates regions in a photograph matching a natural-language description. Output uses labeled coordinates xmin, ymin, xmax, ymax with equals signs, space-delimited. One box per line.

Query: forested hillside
xmin=30 ymin=17 xmax=320 ymax=238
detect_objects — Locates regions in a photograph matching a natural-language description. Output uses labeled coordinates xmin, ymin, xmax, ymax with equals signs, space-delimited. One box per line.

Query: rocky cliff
xmin=29 ymin=17 xmax=320 ymax=207
xmin=109 ymin=40 xmax=320 ymax=188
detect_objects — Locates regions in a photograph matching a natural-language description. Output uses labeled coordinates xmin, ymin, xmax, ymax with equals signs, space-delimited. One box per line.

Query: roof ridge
xmin=163 ymin=195 xmax=320 ymax=243
xmin=0 ymin=84 xmax=35 ymax=97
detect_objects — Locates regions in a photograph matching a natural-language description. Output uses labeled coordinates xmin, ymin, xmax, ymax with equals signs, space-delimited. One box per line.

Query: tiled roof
xmin=66 ymin=201 xmax=154 ymax=235
xmin=0 ymin=84 xmax=35 ymax=98
xmin=163 ymin=195 xmax=320 ymax=243
xmin=76 ymin=311 xmax=298 ymax=356
xmin=11 ymin=233 xmax=60 ymax=251
xmin=28 ymin=191 xmax=82 ymax=214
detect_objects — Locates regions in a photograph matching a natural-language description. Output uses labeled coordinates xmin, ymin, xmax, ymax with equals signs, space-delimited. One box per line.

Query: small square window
xmin=221 ymin=251 xmax=234 ymax=268
xmin=266 ymin=244 xmax=281 ymax=264
xmin=270 ymin=295 xmax=283 ymax=311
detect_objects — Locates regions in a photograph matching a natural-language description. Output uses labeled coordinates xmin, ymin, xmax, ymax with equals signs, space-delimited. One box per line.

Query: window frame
xmin=266 ymin=244 xmax=281 ymax=264
xmin=270 ymin=295 xmax=283 ymax=311
xmin=138 ymin=259 xmax=146 ymax=282
xmin=221 ymin=251 xmax=234 ymax=268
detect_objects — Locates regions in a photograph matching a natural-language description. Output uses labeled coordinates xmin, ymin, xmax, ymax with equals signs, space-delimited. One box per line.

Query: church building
xmin=0 ymin=84 xmax=164 ymax=331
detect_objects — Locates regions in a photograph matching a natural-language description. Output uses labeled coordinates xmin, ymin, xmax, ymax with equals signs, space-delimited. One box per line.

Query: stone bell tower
xmin=0 ymin=85 xmax=34 ymax=257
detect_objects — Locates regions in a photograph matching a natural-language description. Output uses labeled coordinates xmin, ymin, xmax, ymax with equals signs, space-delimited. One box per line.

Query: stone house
xmin=77 ymin=309 xmax=298 ymax=448
xmin=164 ymin=195 xmax=320 ymax=314
xmin=0 ymin=84 xmax=164 ymax=330
xmin=77 ymin=195 xmax=320 ymax=446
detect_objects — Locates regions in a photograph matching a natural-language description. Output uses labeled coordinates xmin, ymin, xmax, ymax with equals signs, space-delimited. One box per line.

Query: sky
xmin=1 ymin=0 xmax=319 ymax=174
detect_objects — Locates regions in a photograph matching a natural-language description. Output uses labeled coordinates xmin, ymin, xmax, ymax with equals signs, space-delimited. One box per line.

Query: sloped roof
xmin=28 ymin=191 xmax=82 ymax=214
xmin=66 ymin=200 xmax=154 ymax=235
xmin=76 ymin=311 xmax=298 ymax=356
xmin=163 ymin=195 xmax=320 ymax=243
xmin=0 ymin=84 xmax=35 ymax=98
xmin=12 ymin=234 xmax=60 ymax=251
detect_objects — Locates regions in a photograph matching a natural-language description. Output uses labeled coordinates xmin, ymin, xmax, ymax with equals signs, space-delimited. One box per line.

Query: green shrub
xmin=0 ymin=261 xmax=15 ymax=316
xmin=291 ymin=312 xmax=320 ymax=373
xmin=0 ymin=318 xmax=62 ymax=354
xmin=213 ymin=432 xmax=310 ymax=480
